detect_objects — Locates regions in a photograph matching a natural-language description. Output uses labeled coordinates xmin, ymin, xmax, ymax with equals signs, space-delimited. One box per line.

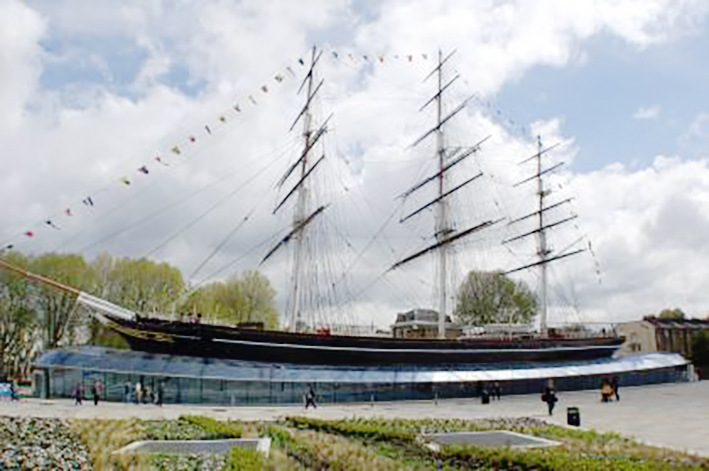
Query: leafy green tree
xmin=30 ymin=253 xmax=88 ymax=349
xmin=454 ymin=270 xmax=537 ymax=325
xmin=691 ymin=330 xmax=709 ymax=368
xmin=83 ymin=254 xmax=185 ymax=347
xmin=183 ymin=271 xmax=279 ymax=329
xmin=0 ymin=252 xmax=37 ymax=379
xmin=89 ymin=256 xmax=185 ymax=314
xmin=657 ymin=308 xmax=686 ymax=320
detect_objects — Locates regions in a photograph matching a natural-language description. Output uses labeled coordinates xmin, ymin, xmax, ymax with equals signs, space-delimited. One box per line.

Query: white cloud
xmin=679 ymin=112 xmax=709 ymax=158
xmin=1 ymin=0 xmax=709 ymax=329
xmin=633 ymin=106 xmax=660 ymax=120
xmin=0 ymin=0 xmax=45 ymax=129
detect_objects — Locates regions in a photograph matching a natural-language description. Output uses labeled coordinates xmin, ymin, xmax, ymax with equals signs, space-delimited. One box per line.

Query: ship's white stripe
xmin=166 ymin=333 xmax=618 ymax=354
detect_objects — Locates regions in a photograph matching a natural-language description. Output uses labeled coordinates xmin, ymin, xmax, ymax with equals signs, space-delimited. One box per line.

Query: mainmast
xmin=261 ymin=46 xmax=329 ymax=333
xmin=391 ymin=50 xmax=496 ymax=339
xmin=505 ymin=136 xmax=583 ymax=337
xmin=435 ymin=50 xmax=449 ymax=340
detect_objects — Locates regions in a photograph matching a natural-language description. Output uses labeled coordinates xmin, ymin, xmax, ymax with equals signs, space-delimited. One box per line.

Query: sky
xmin=1 ymin=0 xmax=709 ymax=328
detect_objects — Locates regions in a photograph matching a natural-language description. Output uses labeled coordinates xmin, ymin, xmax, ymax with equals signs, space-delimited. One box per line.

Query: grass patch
xmin=68 ymin=416 xmax=709 ymax=470
xmin=69 ymin=418 xmax=147 ymax=471
xmin=222 ymin=447 xmax=268 ymax=470
xmin=283 ymin=417 xmax=709 ymax=470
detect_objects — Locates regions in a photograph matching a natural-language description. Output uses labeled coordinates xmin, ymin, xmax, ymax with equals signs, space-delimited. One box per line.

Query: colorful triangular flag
xmin=25 ymin=231 xmax=34 ymax=238
xmin=120 ymin=176 xmax=131 ymax=185
xmin=138 ymin=166 xmax=149 ymax=175
xmin=171 ymin=146 xmax=181 ymax=155
xmin=65 ymin=208 xmax=73 ymax=216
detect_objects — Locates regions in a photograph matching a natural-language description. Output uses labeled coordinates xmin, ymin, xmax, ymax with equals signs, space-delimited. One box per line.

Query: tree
xmin=691 ymin=330 xmax=709 ymax=369
xmin=84 ymin=256 xmax=185 ymax=314
xmin=657 ymin=308 xmax=686 ymax=320
xmin=30 ymin=253 xmax=88 ymax=349
xmin=83 ymin=254 xmax=185 ymax=347
xmin=0 ymin=252 xmax=37 ymax=379
xmin=454 ymin=270 xmax=537 ymax=325
xmin=182 ymin=270 xmax=279 ymax=329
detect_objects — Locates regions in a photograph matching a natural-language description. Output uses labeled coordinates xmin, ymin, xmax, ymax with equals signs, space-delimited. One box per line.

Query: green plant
xmin=179 ymin=415 xmax=243 ymax=439
xmin=223 ymin=447 xmax=268 ymax=470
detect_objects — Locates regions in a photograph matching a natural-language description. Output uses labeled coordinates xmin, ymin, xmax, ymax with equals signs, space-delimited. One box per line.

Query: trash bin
xmin=567 ymin=406 xmax=580 ymax=426
xmin=481 ymin=390 xmax=490 ymax=404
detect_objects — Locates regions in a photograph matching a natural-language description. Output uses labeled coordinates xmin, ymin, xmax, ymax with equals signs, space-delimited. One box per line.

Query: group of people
xmin=478 ymin=381 xmax=502 ymax=403
xmin=74 ymin=379 xmax=103 ymax=406
xmin=124 ymin=380 xmax=164 ymax=406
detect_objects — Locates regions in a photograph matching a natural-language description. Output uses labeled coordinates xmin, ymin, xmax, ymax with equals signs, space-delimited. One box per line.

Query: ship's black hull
xmin=105 ymin=315 xmax=623 ymax=366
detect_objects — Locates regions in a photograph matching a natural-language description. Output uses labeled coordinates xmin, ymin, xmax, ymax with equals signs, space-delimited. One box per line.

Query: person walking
xmin=134 ymin=381 xmax=142 ymax=404
xmin=611 ymin=376 xmax=620 ymax=401
xmin=541 ymin=386 xmax=557 ymax=415
xmin=156 ymin=381 xmax=164 ymax=406
xmin=600 ymin=379 xmax=613 ymax=402
xmin=492 ymin=381 xmax=501 ymax=401
xmin=74 ymin=382 xmax=83 ymax=405
xmin=304 ymin=386 xmax=317 ymax=409
xmin=92 ymin=379 xmax=101 ymax=406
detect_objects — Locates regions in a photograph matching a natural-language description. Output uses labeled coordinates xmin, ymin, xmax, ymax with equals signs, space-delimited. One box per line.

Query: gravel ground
xmin=0 ymin=416 xmax=92 ymax=470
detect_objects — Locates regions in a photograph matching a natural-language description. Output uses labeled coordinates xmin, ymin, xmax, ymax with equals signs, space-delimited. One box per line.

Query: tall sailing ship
xmin=0 ymin=48 xmax=623 ymax=366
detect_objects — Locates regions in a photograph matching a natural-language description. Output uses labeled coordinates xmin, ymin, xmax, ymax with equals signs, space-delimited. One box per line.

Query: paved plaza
xmin=1 ymin=381 xmax=707 ymax=457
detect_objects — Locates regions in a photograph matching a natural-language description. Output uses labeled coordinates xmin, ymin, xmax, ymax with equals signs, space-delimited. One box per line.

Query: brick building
xmin=619 ymin=317 xmax=709 ymax=358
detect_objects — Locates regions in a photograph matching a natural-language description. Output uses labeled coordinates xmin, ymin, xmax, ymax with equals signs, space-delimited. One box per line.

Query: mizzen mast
xmin=505 ymin=136 xmax=584 ymax=337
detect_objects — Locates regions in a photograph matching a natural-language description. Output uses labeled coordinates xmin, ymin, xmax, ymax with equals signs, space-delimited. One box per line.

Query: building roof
xmin=33 ymin=346 xmax=687 ymax=384
xmin=644 ymin=318 xmax=709 ymax=329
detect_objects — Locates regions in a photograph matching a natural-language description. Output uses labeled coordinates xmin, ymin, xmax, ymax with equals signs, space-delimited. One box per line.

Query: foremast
xmin=261 ymin=46 xmax=330 ymax=333
xmin=391 ymin=50 xmax=496 ymax=339
xmin=505 ymin=137 xmax=583 ymax=337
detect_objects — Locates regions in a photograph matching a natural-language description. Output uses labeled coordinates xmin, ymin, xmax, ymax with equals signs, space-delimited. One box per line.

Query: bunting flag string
xmin=5 ymin=53 xmax=304 ymax=250
xmin=4 ymin=47 xmax=533 ymax=252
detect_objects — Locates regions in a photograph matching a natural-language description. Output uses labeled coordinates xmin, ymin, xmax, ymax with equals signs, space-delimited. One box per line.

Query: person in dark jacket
xmin=74 ymin=383 xmax=83 ymax=405
xmin=541 ymin=387 xmax=558 ymax=415
xmin=91 ymin=379 xmax=101 ymax=406
xmin=304 ymin=386 xmax=317 ymax=409
xmin=492 ymin=381 xmax=502 ymax=400
xmin=156 ymin=381 xmax=164 ymax=406
xmin=610 ymin=376 xmax=620 ymax=401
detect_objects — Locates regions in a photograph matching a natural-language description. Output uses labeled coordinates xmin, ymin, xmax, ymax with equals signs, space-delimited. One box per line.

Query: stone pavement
xmin=1 ymin=381 xmax=707 ymax=457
